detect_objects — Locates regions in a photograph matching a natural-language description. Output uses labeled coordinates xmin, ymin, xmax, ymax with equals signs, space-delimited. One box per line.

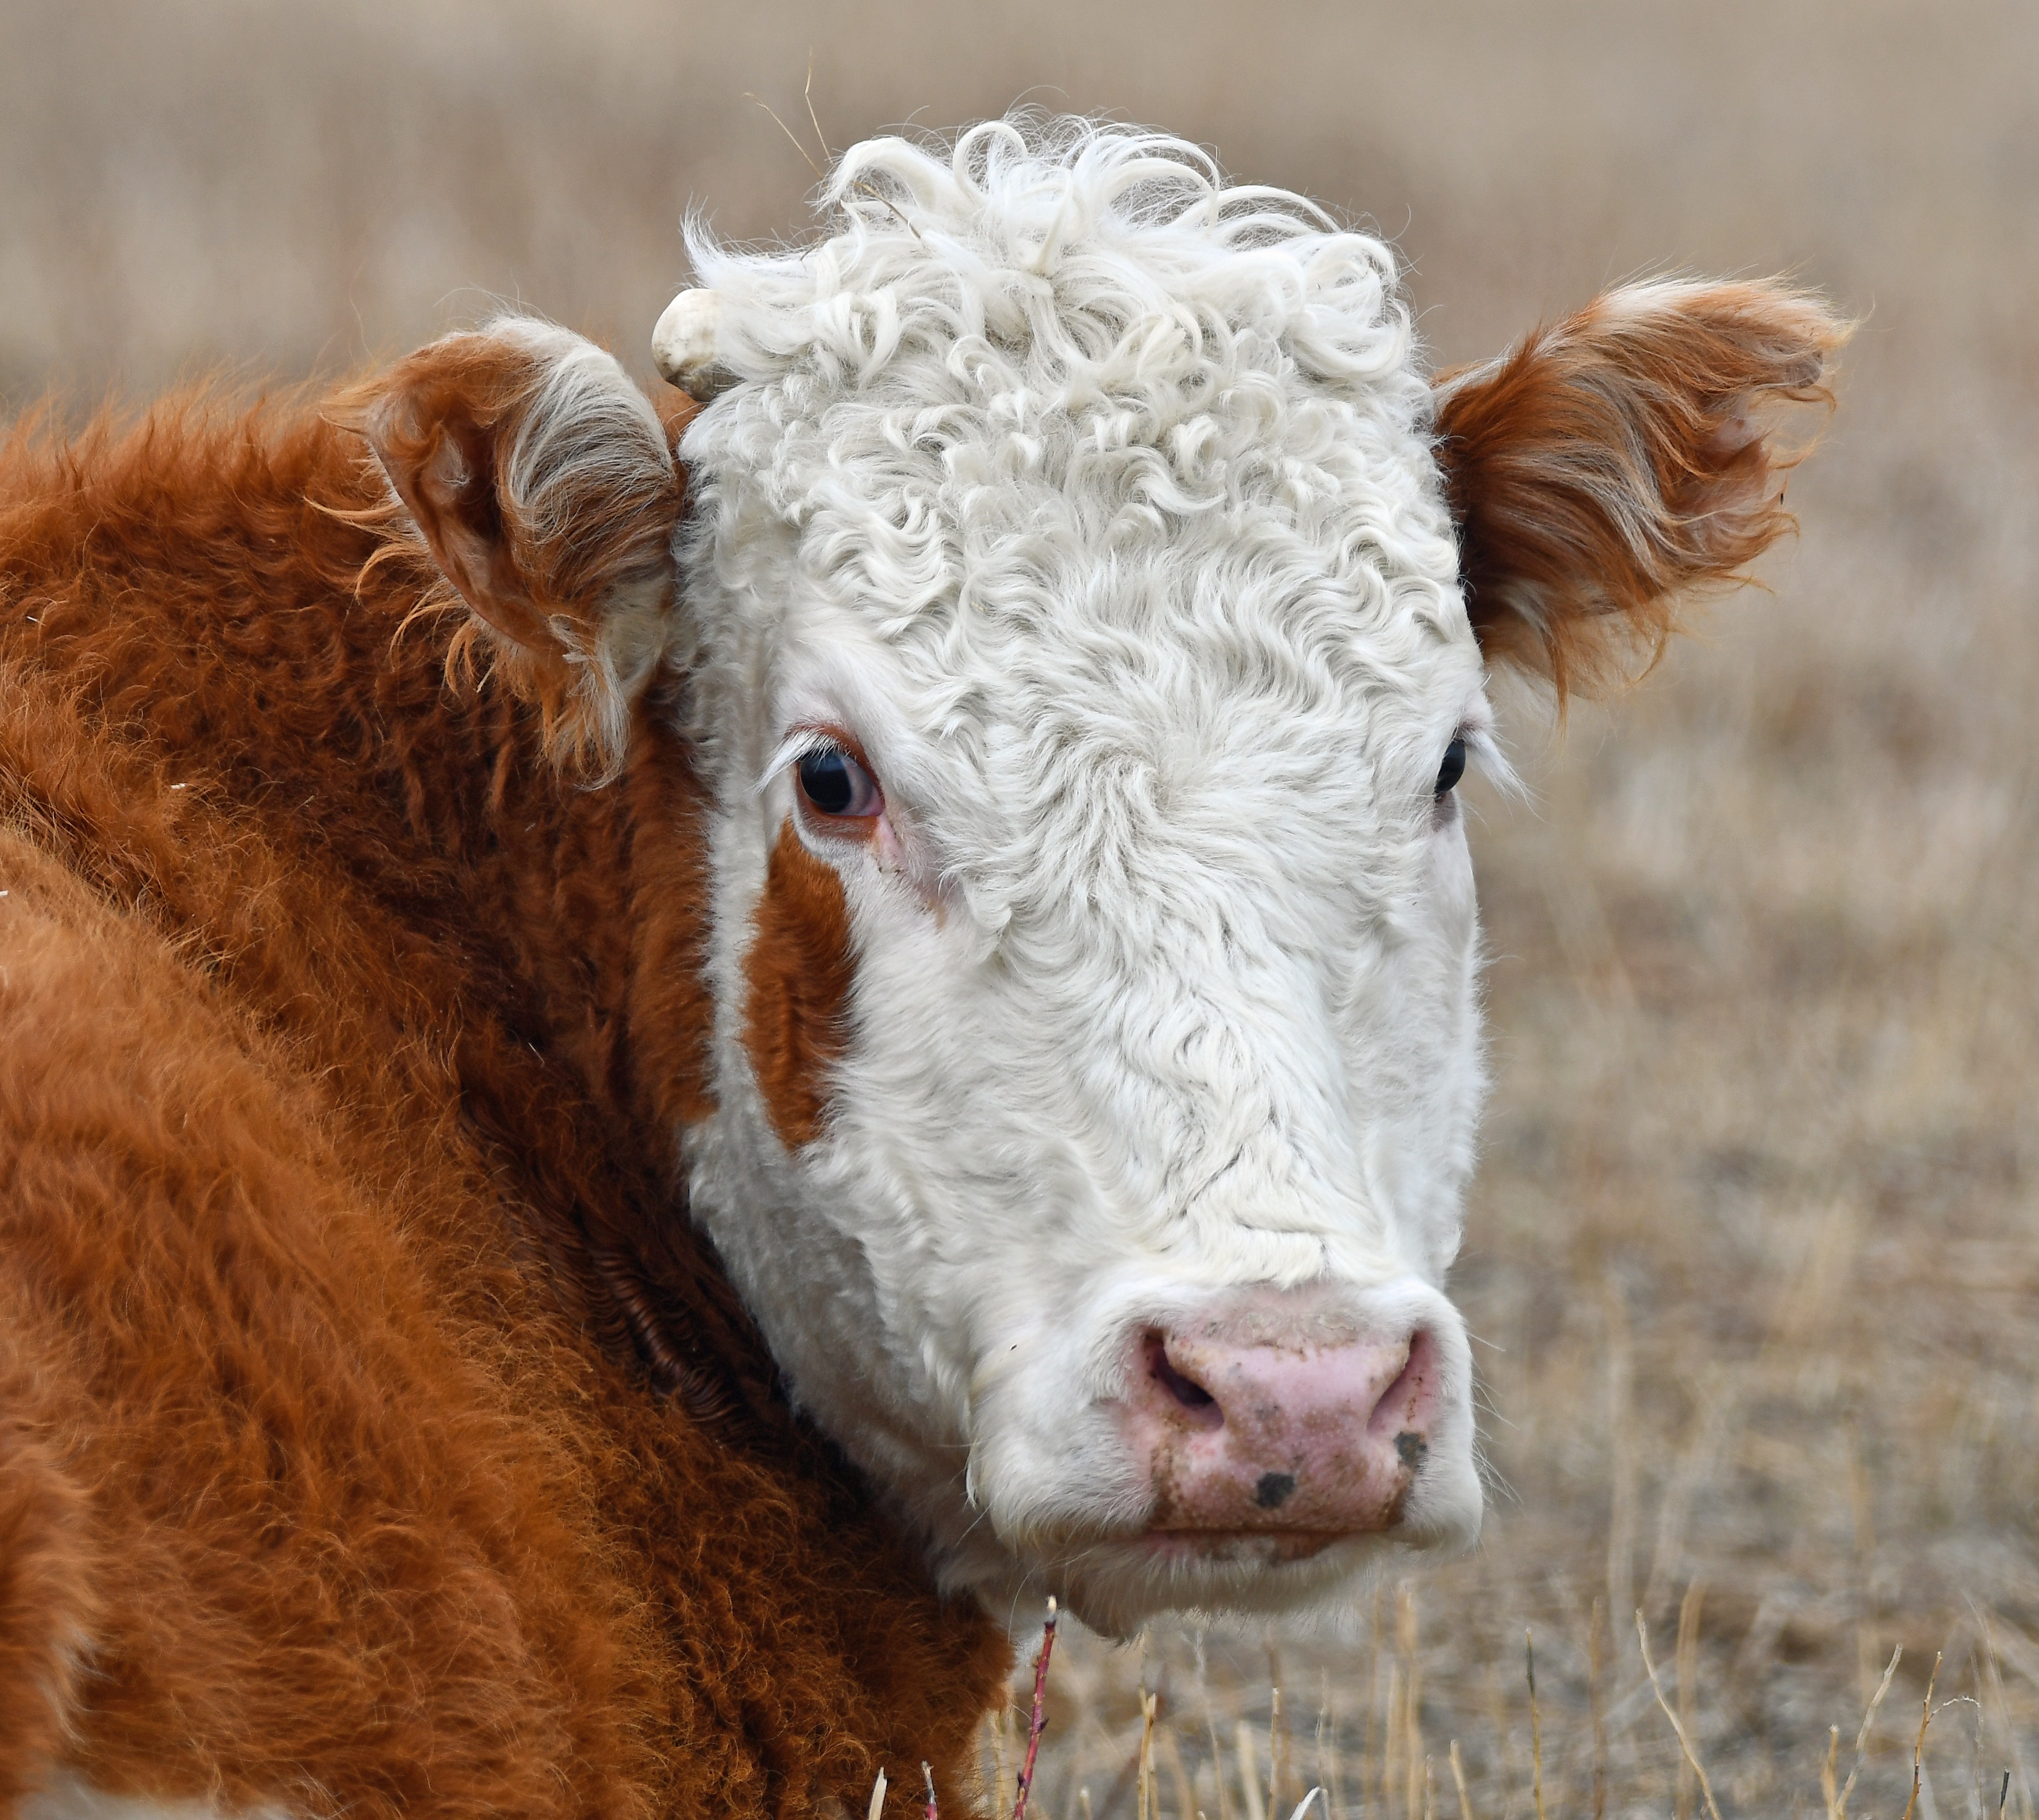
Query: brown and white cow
xmin=0 ymin=119 xmax=1840 ymax=1817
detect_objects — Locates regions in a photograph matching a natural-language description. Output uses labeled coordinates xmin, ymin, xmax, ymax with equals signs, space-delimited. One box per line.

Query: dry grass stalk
xmin=1324 ymin=1687 xmax=1349 ymax=1820
xmin=1676 ymin=1582 xmax=1707 ymax=1820
xmin=740 ymin=91 xmax=825 ymax=180
xmin=799 ymin=49 xmax=828 ymax=163
xmin=1637 ymin=1611 xmax=1724 ymax=1820
xmin=1822 ymin=1727 xmax=1842 ymax=1820
xmin=1269 ymin=1686 xmax=1284 ymax=1818
xmin=1839 ymin=1646 xmax=1904 ymax=1820
xmin=1162 ymin=1712 xmax=1198 ymax=1820
xmin=1846 ymin=1424 xmax=1880 ymax=1707
xmin=1974 ymin=1615 xmax=2035 ymax=1820
xmin=1525 ymin=1630 xmax=1547 ymax=1820
xmin=1367 ymin=1589 xmax=1386 ymax=1819
xmin=1010 ymin=1599 xmax=1059 ymax=1820
xmin=1449 ymin=1742 xmax=1474 ymax=1820
xmin=1381 ymin=1663 xmax=1401 ymax=1820
xmin=742 ymin=61 xmax=927 ymax=244
xmin=1197 ymin=1637 xmax=1234 ymax=1820
xmin=1138 ymin=1690 xmax=1157 ymax=1820
xmin=1313 ymin=1676 xmax=1331 ymax=1820
xmin=1401 ymin=1590 xmax=1423 ymax=1820
xmin=1898 ymin=1654 xmax=1943 ymax=1820
xmin=1588 ymin=1598 xmax=1609 ymax=1820
xmin=1602 ymin=1285 xmax=1637 ymax=1634
xmin=1643 ymin=1386 xmax=1737 ymax=1621
xmin=989 ymin=1706 xmax=1010 ymax=1820
xmin=1236 ymin=1720 xmax=1268 ymax=1820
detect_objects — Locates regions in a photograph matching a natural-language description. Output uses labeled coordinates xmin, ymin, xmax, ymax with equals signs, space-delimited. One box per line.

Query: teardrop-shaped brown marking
xmin=742 ymin=817 xmax=855 ymax=1149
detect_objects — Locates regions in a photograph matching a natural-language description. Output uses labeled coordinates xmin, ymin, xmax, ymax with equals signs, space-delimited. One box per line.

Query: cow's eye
xmin=1434 ymin=738 xmax=1467 ymax=797
xmin=797 ymin=748 xmax=881 ymax=819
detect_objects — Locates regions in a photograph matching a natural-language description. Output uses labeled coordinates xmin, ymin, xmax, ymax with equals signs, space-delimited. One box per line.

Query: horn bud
xmin=652 ymin=289 xmax=727 ymax=397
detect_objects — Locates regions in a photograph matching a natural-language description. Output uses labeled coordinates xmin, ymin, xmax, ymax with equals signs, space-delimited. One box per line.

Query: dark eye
xmin=796 ymin=747 xmax=881 ymax=820
xmin=1434 ymin=738 xmax=1467 ymax=798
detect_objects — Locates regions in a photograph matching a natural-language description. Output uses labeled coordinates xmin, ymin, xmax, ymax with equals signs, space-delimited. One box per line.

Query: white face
xmin=667 ymin=126 xmax=1494 ymax=1635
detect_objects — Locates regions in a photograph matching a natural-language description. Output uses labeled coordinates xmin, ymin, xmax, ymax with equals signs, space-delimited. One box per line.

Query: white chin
xmin=1026 ymin=1529 xmax=1437 ymax=1641
xmin=922 ymin=1451 xmax=1483 ymax=1638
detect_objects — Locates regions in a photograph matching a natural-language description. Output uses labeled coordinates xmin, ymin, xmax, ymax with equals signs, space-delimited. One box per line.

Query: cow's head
xmin=366 ymin=121 xmax=1841 ymax=1637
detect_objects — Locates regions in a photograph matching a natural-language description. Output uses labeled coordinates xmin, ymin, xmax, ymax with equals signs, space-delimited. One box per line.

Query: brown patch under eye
xmin=742 ymin=817 xmax=856 ymax=1149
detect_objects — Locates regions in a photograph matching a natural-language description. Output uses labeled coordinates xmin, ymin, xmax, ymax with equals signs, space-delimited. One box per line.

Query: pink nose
xmin=1121 ymin=1315 xmax=1440 ymax=1539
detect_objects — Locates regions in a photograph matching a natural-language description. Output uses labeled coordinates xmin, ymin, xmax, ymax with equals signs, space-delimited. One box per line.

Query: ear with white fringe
xmin=353 ymin=319 xmax=685 ymax=779
xmin=652 ymin=289 xmax=729 ymax=398
xmin=1433 ymin=278 xmax=1847 ymax=700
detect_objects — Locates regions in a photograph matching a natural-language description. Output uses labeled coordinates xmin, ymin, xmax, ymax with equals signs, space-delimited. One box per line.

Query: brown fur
xmin=743 ymin=820 xmax=859 ymax=1151
xmin=1432 ymin=280 xmax=1848 ymax=698
xmin=0 ymin=351 xmax=1008 ymax=1818
xmin=0 ymin=1411 xmax=95 ymax=1816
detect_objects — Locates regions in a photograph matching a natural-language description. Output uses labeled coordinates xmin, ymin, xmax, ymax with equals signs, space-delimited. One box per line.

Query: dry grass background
xmin=3 ymin=2 xmax=2033 ymax=1814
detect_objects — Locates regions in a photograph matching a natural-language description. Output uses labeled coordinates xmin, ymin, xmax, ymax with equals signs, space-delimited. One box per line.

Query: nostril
xmin=1143 ymin=1332 xmax=1224 ymax=1430
xmin=1366 ymin=1327 xmax=1438 ymax=1444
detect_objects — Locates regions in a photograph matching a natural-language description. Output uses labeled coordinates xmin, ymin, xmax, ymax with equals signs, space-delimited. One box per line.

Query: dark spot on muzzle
xmin=1253 ymin=1470 xmax=1297 ymax=1510
xmin=1395 ymin=1431 xmax=1428 ymax=1472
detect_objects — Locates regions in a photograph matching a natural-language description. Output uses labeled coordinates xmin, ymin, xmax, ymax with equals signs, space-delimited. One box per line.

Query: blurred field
xmin=4 ymin=2 xmax=2034 ymax=1814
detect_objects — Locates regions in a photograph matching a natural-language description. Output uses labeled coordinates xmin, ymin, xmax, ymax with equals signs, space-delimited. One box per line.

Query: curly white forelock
xmin=677 ymin=117 xmax=1471 ymax=806
xmin=683 ymin=117 xmax=1418 ymax=401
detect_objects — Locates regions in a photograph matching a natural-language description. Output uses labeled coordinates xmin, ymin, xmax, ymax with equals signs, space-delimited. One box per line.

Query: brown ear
xmin=1432 ymin=279 xmax=1849 ymax=698
xmin=353 ymin=318 xmax=685 ymax=775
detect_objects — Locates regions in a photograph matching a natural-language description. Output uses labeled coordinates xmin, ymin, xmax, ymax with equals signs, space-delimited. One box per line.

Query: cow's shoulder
xmin=0 ymin=770 xmax=680 ymax=1814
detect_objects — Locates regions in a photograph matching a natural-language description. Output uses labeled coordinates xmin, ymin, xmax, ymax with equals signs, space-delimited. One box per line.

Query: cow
xmin=0 ymin=118 xmax=1840 ymax=1818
